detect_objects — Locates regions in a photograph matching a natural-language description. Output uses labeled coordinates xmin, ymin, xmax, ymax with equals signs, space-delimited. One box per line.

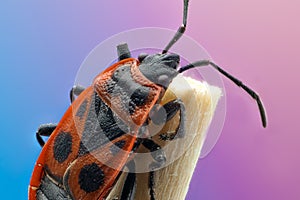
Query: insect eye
xmin=157 ymin=74 xmax=171 ymax=87
xmin=138 ymin=53 xmax=148 ymax=62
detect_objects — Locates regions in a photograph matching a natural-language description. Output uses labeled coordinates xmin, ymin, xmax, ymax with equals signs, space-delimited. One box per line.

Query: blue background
xmin=1 ymin=0 xmax=299 ymax=199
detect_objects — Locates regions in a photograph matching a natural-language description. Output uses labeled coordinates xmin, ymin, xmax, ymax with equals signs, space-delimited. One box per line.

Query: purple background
xmin=1 ymin=0 xmax=299 ymax=199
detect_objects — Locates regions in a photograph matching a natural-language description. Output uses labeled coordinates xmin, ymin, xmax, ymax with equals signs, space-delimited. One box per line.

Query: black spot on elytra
xmin=76 ymin=99 xmax=88 ymax=119
xmin=110 ymin=140 xmax=126 ymax=155
xmin=78 ymin=163 xmax=105 ymax=193
xmin=53 ymin=132 xmax=72 ymax=163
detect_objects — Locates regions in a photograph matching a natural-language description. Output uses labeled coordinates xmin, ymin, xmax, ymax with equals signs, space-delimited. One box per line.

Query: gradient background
xmin=1 ymin=0 xmax=299 ymax=199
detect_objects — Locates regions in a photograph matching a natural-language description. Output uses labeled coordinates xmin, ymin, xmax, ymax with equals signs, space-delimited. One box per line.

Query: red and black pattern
xmin=29 ymin=1 xmax=267 ymax=199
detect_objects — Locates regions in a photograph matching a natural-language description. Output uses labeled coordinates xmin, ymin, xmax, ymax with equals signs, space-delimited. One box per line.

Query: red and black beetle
xmin=29 ymin=0 xmax=267 ymax=199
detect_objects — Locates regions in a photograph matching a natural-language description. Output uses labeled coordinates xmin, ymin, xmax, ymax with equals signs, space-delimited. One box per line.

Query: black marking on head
xmin=78 ymin=163 xmax=105 ymax=193
xmin=53 ymin=132 xmax=72 ymax=163
xmin=110 ymin=140 xmax=126 ymax=155
xmin=76 ymin=99 xmax=88 ymax=119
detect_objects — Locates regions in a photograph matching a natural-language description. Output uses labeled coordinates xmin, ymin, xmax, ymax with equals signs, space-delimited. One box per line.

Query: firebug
xmin=29 ymin=0 xmax=267 ymax=199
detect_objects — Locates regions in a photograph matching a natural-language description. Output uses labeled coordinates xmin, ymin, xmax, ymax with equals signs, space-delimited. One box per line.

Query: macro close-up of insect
xmin=28 ymin=0 xmax=267 ymax=200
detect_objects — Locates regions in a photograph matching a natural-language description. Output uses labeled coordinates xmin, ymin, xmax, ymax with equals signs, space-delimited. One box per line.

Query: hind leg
xmin=120 ymin=161 xmax=136 ymax=200
xmin=142 ymin=139 xmax=167 ymax=200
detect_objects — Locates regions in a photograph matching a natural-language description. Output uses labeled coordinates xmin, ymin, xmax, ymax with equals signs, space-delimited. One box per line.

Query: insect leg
xmin=117 ymin=43 xmax=131 ymax=61
xmin=151 ymin=99 xmax=186 ymax=139
xmin=162 ymin=0 xmax=190 ymax=54
xmin=149 ymin=171 xmax=156 ymax=200
xmin=178 ymin=60 xmax=267 ymax=127
xmin=69 ymin=85 xmax=85 ymax=103
xmin=142 ymin=139 xmax=166 ymax=170
xmin=120 ymin=160 xmax=136 ymax=200
xmin=142 ymin=139 xmax=162 ymax=200
xmin=36 ymin=123 xmax=57 ymax=147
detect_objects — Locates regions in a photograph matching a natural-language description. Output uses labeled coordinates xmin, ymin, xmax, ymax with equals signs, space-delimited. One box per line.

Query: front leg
xmin=150 ymin=99 xmax=186 ymax=140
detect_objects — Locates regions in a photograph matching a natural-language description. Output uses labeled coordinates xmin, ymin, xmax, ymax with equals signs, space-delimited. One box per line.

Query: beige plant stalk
xmin=107 ymin=75 xmax=222 ymax=200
